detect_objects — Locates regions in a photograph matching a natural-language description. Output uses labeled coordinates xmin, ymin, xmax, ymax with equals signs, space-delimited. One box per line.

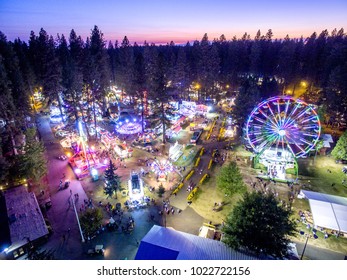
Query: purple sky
xmin=1 ymin=0 xmax=346 ymax=44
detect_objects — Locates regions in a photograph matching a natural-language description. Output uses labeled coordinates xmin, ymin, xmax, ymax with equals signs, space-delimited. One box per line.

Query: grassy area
xmin=233 ymin=144 xmax=253 ymax=157
xmin=198 ymin=144 xmax=347 ymax=254
xmin=291 ymin=217 xmax=347 ymax=253
xmin=297 ymin=155 xmax=347 ymax=197
xmin=190 ymin=164 xmax=242 ymax=224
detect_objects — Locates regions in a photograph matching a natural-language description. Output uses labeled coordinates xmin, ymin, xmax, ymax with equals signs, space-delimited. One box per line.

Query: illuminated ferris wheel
xmin=245 ymin=96 xmax=321 ymax=158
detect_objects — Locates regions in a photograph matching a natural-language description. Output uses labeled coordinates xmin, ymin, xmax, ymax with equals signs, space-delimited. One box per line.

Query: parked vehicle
xmin=58 ymin=155 xmax=68 ymax=160
xmin=63 ymin=180 xmax=70 ymax=189
xmin=87 ymin=245 xmax=105 ymax=256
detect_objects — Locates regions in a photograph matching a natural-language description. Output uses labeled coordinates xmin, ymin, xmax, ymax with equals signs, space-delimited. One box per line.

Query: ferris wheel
xmin=245 ymin=96 xmax=321 ymax=158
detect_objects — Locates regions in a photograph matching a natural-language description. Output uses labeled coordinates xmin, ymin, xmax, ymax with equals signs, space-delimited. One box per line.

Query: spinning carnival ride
xmin=149 ymin=159 xmax=176 ymax=181
xmin=245 ymin=96 xmax=321 ymax=180
xmin=69 ymin=121 xmax=108 ymax=179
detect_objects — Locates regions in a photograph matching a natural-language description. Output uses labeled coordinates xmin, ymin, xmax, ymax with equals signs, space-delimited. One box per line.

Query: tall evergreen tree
xmin=67 ymin=29 xmax=84 ymax=127
xmin=232 ymin=78 xmax=261 ymax=125
xmin=332 ymin=130 xmax=347 ymax=160
xmin=216 ymin=161 xmax=246 ymax=197
xmin=119 ymin=36 xmax=135 ymax=99
xmin=222 ymin=191 xmax=296 ymax=258
xmin=104 ymin=160 xmax=122 ymax=199
xmin=18 ymin=128 xmax=47 ymax=184
xmin=144 ymin=46 xmax=174 ymax=144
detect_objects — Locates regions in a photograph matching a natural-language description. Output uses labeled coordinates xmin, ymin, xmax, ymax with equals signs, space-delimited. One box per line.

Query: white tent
xmin=302 ymin=190 xmax=347 ymax=233
xmin=321 ymin=134 xmax=334 ymax=148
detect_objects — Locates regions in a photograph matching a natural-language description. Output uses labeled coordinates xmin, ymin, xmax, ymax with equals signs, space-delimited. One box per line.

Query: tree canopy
xmin=216 ymin=161 xmax=246 ymax=197
xmin=18 ymin=128 xmax=47 ymax=183
xmin=332 ymin=130 xmax=347 ymax=160
xmin=79 ymin=208 xmax=103 ymax=238
xmin=222 ymin=191 xmax=297 ymax=258
xmin=103 ymin=159 xmax=122 ymax=198
xmin=1 ymin=27 xmax=347 ymax=183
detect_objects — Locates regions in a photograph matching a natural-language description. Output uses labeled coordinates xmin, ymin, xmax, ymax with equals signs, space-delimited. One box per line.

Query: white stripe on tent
xmin=303 ymin=190 xmax=347 ymax=233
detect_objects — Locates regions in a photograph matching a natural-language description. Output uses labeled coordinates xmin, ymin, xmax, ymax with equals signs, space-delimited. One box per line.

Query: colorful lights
xmin=150 ymin=159 xmax=175 ymax=181
xmin=91 ymin=168 xmax=98 ymax=176
xmin=115 ymin=122 xmax=142 ymax=135
xmin=278 ymin=129 xmax=286 ymax=136
xmin=245 ymin=96 xmax=321 ymax=158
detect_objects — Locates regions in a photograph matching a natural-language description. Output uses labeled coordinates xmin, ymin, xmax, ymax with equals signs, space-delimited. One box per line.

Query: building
xmin=0 ymin=185 xmax=49 ymax=259
xmin=135 ymin=225 xmax=260 ymax=260
xmin=319 ymin=134 xmax=334 ymax=155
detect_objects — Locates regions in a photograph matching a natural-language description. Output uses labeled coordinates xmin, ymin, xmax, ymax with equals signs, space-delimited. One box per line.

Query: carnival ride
xmin=100 ymin=131 xmax=115 ymax=150
xmin=114 ymin=142 xmax=133 ymax=158
xmin=115 ymin=111 xmax=142 ymax=135
xmin=245 ymin=96 xmax=321 ymax=180
xmin=128 ymin=172 xmax=145 ymax=204
xmin=68 ymin=121 xmax=108 ymax=179
xmin=148 ymin=158 xmax=176 ymax=181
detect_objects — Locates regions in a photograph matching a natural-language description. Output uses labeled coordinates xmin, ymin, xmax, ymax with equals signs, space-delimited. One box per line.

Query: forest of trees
xmin=1 ymin=27 xmax=346 ymax=121
xmin=0 ymin=26 xmax=347 ymax=183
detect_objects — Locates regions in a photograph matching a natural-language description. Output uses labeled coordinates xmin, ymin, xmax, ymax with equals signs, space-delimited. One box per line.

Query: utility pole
xmin=300 ymin=232 xmax=310 ymax=260
xmin=71 ymin=195 xmax=85 ymax=243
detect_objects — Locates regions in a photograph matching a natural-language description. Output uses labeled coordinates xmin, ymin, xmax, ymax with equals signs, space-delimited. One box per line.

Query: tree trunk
xmin=292 ymin=82 xmax=297 ymax=96
xmin=56 ymin=91 xmax=64 ymax=119
xmin=81 ymin=86 xmax=91 ymax=141
xmin=71 ymin=91 xmax=80 ymax=129
xmin=161 ymin=102 xmax=166 ymax=144
xmin=141 ymin=92 xmax=145 ymax=133
xmin=93 ymin=91 xmax=97 ymax=140
xmin=10 ymin=129 xmax=18 ymax=156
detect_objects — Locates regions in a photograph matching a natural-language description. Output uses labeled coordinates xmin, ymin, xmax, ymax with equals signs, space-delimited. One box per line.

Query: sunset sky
xmin=1 ymin=0 xmax=346 ymax=44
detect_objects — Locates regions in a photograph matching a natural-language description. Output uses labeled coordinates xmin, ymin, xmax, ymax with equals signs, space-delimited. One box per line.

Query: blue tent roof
xmin=135 ymin=225 xmax=259 ymax=260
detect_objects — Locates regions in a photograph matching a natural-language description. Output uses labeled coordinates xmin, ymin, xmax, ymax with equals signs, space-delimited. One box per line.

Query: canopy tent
xmin=321 ymin=134 xmax=334 ymax=148
xmin=302 ymin=190 xmax=347 ymax=233
xmin=135 ymin=225 xmax=259 ymax=260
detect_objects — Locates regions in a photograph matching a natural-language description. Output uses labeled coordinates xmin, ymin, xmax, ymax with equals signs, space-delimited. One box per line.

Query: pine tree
xmin=104 ymin=160 xmax=121 ymax=199
xmin=173 ymin=47 xmax=188 ymax=99
xmin=119 ymin=36 xmax=135 ymax=101
xmin=232 ymin=78 xmax=261 ymax=125
xmin=79 ymin=208 xmax=103 ymax=237
xmin=65 ymin=29 xmax=84 ymax=127
xmin=222 ymin=191 xmax=296 ymax=258
xmin=144 ymin=46 xmax=174 ymax=144
xmin=216 ymin=161 xmax=246 ymax=197
xmin=332 ymin=130 xmax=347 ymax=160
xmin=18 ymin=128 xmax=47 ymax=183
xmin=84 ymin=26 xmax=111 ymax=137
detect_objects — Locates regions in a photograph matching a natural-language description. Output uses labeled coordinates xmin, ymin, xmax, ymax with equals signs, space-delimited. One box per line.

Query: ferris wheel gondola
xmin=245 ymin=96 xmax=321 ymax=158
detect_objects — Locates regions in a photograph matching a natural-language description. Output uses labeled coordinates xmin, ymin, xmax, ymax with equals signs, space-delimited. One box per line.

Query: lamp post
xmin=299 ymin=229 xmax=314 ymax=260
xmin=195 ymin=83 xmax=201 ymax=102
xmin=71 ymin=195 xmax=85 ymax=243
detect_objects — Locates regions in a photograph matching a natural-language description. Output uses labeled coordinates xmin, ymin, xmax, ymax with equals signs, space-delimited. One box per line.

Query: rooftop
xmin=3 ymin=185 xmax=49 ymax=252
xmin=135 ymin=225 xmax=259 ymax=260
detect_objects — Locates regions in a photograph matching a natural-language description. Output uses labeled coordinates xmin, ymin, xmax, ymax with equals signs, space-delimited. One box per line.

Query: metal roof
xmin=3 ymin=186 xmax=49 ymax=252
xmin=135 ymin=225 xmax=259 ymax=260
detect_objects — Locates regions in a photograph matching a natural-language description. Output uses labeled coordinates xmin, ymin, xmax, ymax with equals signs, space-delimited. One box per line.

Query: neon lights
xmin=246 ymin=96 xmax=321 ymax=158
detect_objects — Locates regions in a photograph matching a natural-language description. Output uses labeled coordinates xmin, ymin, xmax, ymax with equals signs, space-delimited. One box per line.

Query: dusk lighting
xmin=0 ymin=1 xmax=345 ymax=275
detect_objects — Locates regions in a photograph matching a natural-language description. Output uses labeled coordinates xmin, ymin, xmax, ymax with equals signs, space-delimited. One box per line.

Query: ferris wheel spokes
xmin=246 ymin=96 xmax=321 ymax=158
